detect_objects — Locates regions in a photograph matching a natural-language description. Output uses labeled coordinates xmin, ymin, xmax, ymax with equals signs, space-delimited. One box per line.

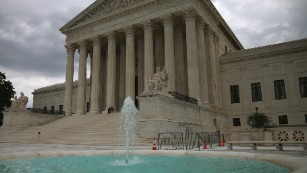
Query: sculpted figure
xmin=17 ymin=92 xmax=28 ymax=110
xmin=148 ymin=67 xmax=168 ymax=91
xmin=10 ymin=96 xmax=18 ymax=109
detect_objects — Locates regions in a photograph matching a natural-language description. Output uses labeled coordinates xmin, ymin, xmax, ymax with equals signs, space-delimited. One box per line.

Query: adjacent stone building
xmin=32 ymin=0 xmax=307 ymax=138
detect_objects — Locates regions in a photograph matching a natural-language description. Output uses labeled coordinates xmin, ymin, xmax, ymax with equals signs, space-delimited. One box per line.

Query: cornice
xmin=33 ymin=79 xmax=91 ymax=94
xmin=220 ymin=38 xmax=307 ymax=64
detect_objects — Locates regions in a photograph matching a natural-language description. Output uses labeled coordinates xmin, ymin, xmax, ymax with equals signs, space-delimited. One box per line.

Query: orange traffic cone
xmin=152 ymin=137 xmax=157 ymax=150
xmin=221 ymin=139 xmax=225 ymax=147
xmin=203 ymin=142 xmax=207 ymax=150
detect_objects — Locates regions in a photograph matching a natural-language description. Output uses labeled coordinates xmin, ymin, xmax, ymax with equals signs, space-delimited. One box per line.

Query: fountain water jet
xmin=119 ymin=96 xmax=138 ymax=164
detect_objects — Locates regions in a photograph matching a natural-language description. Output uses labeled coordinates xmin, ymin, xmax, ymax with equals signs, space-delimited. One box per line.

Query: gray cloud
xmin=212 ymin=0 xmax=307 ymax=48
xmin=0 ymin=0 xmax=95 ymax=107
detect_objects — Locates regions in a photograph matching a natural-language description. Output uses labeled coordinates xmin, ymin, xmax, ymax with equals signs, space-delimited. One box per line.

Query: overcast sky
xmin=0 ymin=0 xmax=307 ymax=108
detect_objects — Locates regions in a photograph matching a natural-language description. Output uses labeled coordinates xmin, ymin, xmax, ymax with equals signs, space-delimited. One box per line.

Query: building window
xmin=59 ymin=105 xmax=63 ymax=114
xmin=274 ymin=80 xmax=286 ymax=100
xmin=51 ymin=106 xmax=55 ymax=114
xmin=278 ymin=115 xmax=288 ymax=125
xmin=87 ymin=102 xmax=90 ymax=112
xmin=233 ymin=118 xmax=241 ymax=126
xmin=305 ymin=114 xmax=307 ymax=124
xmin=251 ymin=82 xmax=262 ymax=102
xmin=230 ymin=85 xmax=240 ymax=103
xmin=299 ymin=77 xmax=307 ymax=98
xmin=43 ymin=107 xmax=47 ymax=114
xmin=225 ymin=45 xmax=228 ymax=53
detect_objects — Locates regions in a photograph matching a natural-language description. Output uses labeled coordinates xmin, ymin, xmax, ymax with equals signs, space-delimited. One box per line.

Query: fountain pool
xmin=0 ymin=154 xmax=288 ymax=173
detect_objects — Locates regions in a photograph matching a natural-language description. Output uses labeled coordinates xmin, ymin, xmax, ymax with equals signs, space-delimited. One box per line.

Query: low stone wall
xmin=2 ymin=110 xmax=62 ymax=129
xmin=137 ymin=92 xmax=227 ymax=139
xmin=230 ymin=127 xmax=307 ymax=142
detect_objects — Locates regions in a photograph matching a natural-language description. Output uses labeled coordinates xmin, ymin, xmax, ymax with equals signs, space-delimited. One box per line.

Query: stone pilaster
xmin=286 ymin=61 xmax=299 ymax=105
xmin=106 ymin=32 xmax=117 ymax=109
xmin=76 ymin=41 xmax=88 ymax=115
xmin=90 ymin=37 xmax=102 ymax=113
xmin=143 ymin=21 xmax=154 ymax=91
xmin=64 ymin=44 xmax=76 ymax=116
xmin=185 ymin=10 xmax=200 ymax=99
xmin=125 ymin=26 xmax=135 ymax=99
xmin=163 ymin=15 xmax=176 ymax=92
xmin=197 ymin=20 xmax=209 ymax=104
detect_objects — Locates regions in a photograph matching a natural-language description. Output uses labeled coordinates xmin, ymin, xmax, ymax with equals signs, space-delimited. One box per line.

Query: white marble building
xmin=32 ymin=0 xmax=307 ymax=135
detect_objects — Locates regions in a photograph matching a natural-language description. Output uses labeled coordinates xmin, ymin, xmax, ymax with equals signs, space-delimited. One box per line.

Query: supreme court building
xmin=33 ymin=0 xmax=307 ymax=136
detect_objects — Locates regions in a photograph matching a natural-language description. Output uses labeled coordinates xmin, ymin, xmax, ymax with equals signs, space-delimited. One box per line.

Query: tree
xmin=247 ymin=107 xmax=272 ymax=128
xmin=0 ymin=71 xmax=15 ymax=126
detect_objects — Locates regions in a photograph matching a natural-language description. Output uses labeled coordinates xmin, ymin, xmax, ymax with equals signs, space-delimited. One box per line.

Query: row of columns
xmin=64 ymin=10 xmax=220 ymax=116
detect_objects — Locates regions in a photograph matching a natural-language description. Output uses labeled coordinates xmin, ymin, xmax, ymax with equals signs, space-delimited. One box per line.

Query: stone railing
xmin=271 ymin=128 xmax=306 ymax=142
xmin=31 ymin=108 xmax=64 ymax=115
xmin=168 ymin=91 xmax=198 ymax=105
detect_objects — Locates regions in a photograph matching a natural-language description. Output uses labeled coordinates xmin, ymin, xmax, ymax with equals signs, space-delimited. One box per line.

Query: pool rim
xmin=0 ymin=150 xmax=306 ymax=173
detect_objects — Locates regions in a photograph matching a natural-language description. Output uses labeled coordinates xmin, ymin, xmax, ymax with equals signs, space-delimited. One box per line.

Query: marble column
xmin=137 ymin=35 xmax=144 ymax=95
xmin=213 ymin=34 xmax=222 ymax=107
xmin=185 ymin=10 xmax=200 ymax=99
xmin=143 ymin=21 xmax=154 ymax=91
xmin=64 ymin=44 xmax=76 ymax=116
xmin=163 ymin=15 xmax=176 ymax=92
xmin=154 ymin=29 xmax=164 ymax=69
xmin=204 ymin=25 xmax=214 ymax=105
xmin=106 ymin=32 xmax=117 ymax=109
xmin=197 ymin=20 xmax=209 ymax=103
xmin=76 ymin=41 xmax=88 ymax=115
xmin=174 ymin=25 xmax=188 ymax=95
xmin=90 ymin=37 xmax=102 ymax=113
xmin=125 ymin=26 xmax=135 ymax=99
xmin=88 ymin=50 xmax=93 ymax=111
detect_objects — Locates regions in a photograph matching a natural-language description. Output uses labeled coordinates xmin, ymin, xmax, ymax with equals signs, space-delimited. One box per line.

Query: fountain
xmin=119 ymin=96 xmax=138 ymax=164
xmin=0 ymin=99 xmax=292 ymax=172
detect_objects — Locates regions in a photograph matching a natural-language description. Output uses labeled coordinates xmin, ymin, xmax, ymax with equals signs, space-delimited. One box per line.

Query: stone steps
xmin=0 ymin=112 xmax=151 ymax=146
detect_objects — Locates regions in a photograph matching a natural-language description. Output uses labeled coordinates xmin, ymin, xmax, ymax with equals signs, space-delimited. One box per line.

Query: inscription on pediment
xmin=72 ymin=0 xmax=145 ymax=28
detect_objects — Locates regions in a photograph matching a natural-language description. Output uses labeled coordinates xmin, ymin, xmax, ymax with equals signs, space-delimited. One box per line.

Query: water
xmin=0 ymin=155 xmax=288 ymax=173
xmin=119 ymin=97 xmax=138 ymax=164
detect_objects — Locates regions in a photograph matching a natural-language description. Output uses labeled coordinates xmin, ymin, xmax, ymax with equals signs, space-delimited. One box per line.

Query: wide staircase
xmin=0 ymin=112 xmax=150 ymax=146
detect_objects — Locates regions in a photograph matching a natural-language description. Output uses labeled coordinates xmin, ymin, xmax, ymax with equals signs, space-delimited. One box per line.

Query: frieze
xmin=153 ymin=0 xmax=188 ymax=12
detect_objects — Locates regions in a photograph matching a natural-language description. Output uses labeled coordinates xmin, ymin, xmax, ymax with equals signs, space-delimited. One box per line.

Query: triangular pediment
xmin=60 ymin=0 xmax=147 ymax=33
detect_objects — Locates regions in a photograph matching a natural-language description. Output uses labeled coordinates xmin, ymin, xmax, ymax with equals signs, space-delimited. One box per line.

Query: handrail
xmin=168 ymin=91 xmax=198 ymax=105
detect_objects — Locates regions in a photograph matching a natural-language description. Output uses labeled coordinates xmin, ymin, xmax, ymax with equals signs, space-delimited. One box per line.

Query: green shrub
xmin=247 ymin=112 xmax=272 ymax=128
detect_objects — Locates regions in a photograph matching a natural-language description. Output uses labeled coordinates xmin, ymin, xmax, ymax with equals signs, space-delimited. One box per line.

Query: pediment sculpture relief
xmin=72 ymin=0 xmax=145 ymax=27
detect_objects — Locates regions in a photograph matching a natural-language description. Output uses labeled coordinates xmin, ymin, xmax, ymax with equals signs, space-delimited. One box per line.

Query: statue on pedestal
xmin=17 ymin=92 xmax=28 ymax=110
xmin=10 ymin=96 xmax=18 ymax=110
xmin=148 ymin=67 xmax=168 ymax=91
xmin=9 ymin=92 xmax=28 ymax=112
